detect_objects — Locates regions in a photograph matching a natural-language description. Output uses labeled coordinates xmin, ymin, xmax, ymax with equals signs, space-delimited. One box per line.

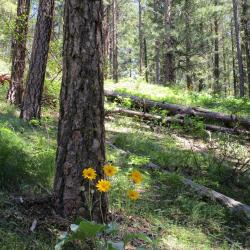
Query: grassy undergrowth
xmin=0 ymin=84 xmax=249 ymax=249
xmin=105 ymin=78 xmax=250 ymax=117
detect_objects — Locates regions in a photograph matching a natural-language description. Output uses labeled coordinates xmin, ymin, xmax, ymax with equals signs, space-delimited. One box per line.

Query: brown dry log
xmin=105 ymin=90 xmax=250 ymax=130
xmin=106 ymin=108 xmax=250 ymax=136
xmin=108 ymin=143 xmax=250 ymax=222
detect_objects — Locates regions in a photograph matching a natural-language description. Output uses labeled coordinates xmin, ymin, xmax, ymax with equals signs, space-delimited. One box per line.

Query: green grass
xmin=0 ymin=82 xmax=249 ymax=249
xmin=105 ymin=78 xmax=250 ymax=117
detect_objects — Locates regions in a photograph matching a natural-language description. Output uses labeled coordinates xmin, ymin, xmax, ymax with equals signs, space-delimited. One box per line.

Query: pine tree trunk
xmin=20 ymin=0 xmax=55 ymax=121
xmin=138 ymin=0 xmax=144 ymax=76
xmin=213 ymin=0 xmax=220 ymax=94
xmin=185 ymin=0 xmax=193 ymax=90
xmin=242 ymin=0 xmax=250 ymax=97
xmin=232 ymin=0 xmax=245 ymax=97
xmin=53 ymin=0 xmax=106 ymax=221
xmin=154 ymin=0 xmax=160 ymax=84
xmin=144 ymin=37 xmax=148 ymax=82
xmin=164 ymin=0 xmax=175 ymax=85
xmin=231 ymin=20 xmax=238 ymax=96
xmin=112 ymin=0 xmax=118 ymax=83
xmin=7 ymin=0 xmax=30 ymax=106
xmin=103 ymin=4 xmax=111 ymax=80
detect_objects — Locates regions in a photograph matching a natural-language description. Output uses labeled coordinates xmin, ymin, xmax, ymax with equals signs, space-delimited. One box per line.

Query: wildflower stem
xmin=99 ymin=192 xmax=104 ymax=224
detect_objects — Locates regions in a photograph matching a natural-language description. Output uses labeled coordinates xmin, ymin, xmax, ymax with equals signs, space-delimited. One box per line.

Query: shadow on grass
xmin=107 ymin=136 xmax=250 ymax=248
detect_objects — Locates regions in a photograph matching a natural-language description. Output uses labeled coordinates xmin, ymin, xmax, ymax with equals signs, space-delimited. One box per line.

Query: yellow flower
xmin=130 ymin=170 xmax=143 ymax=184
xmin=128 ymin=190 xmax=140 ymax=201
xmin=82 ymin=167 xmax=97 ymax=181
xmin=103 ymin=164 xmax=118 ymax=177
xmin=96 ymin=179 xmax=111 ymax=192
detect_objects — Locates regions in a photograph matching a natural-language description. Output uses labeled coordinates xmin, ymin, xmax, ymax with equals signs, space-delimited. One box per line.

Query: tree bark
xmin=103 ymin=4 xmax=111 ymax=80
xmin=105 ymin=90 xmax=250 ymax=130
xmin=164 ymin=0 xmax=175 ymax=85
xmin=213 ymin=0 xmax=220 ymax=94
xmin=232 ymin=0 xmax=245 ymax=97
xmin=53 ymin=0 xmax=107 ymax=221
xmin=231 ymin=20 xmax=238 ymax=97
xmin=7 ymin=0 xmax=30 ymax=106
xmin=144 ymin=37 xmax=148 ymax=82
xmin=242 ymin=0 xmax=250 ymax=97
xmin=112 ymin=0 xmax=118 ymax=83
xmin=185 ymin=0 xmax=193 ymax=90
xmin=138 ymin=0 xmax=144 ymax=76
xmin=153 ymin=0 xmax=160 ymax=84
xmin=20 ymin=0 xmax=55 ymax=121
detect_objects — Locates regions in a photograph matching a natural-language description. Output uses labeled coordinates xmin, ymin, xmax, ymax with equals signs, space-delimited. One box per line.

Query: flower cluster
xmin=82 ymin=164 xmax=143 ymax=201
xmin=127 ymin=169 xmax=143 ymax=201
xmin=82 ymin=164 xmax=117 ymax=193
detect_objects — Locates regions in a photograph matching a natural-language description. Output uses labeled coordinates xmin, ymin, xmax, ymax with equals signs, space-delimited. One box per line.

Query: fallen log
xmin=106 ymin=108 xmax=250 ymax=136
xmin=108 ymin=143 xmax=250 ymax=222
xmin=105 ymin=90 xmax=250 ymax=130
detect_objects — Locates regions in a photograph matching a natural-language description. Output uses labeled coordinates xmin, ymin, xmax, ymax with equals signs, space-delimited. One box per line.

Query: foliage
xmin=55 ymin=220 xmax=154 ymax=250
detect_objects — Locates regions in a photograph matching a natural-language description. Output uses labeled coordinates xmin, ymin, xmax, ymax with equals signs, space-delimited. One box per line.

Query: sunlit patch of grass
xmin=105 ymin=78 xmax=250 ymax=117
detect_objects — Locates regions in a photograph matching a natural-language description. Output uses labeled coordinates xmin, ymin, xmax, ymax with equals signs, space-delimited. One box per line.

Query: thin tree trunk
xmin=232 ymin=0 xmax=245 ymax=97
xmin=213 ymin=0 xmax=220 ymax=94
xmin=242 ymin=0 xmax=250 ymax=97
xmin=185 ymin=0 xmax=193 ymax=90
xmin=54 ymin=0 xmax=106 ymax=221
xmin=138 ymin=0 xmax=144 ymax=76
xmin=112 ymin=0 xmax=118 ymax=83
xmin=144 ymin=37 xmax=148 ymax=82
xmin=103 ymin=4 xmax=111 ymax=80
xmin=154 ymin=0 xmax=160 ymax=84
xmin=7 ymin=0 xmax=30 ymax=106
xmin=20 ymin=0 xmax=55 ymax=120
xmin=231 ymin=20 xmax=238 ymax=96
xmin=164 ymin=0 xmax=175 ymax=85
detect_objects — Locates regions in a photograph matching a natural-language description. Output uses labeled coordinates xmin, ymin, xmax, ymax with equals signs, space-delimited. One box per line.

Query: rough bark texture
xmin=112 ymin=0 xmax=118 ymax=83
xmin=231 ymin=20 xmax=238 ymax=96
xmin=110 ymin=144 xmax=250 ymax=222
xmin=164 ymin=0 xmax=175 ymax=85
xmin=232 ymin=0 xmax=245 ymax=97
xmin=213 ymin=0 xmax=220 ymax=94
xmin=103 ymin=4 xmax=111 ymax=79
xmin=105 ymin=90 xmax=250 ymax=130
xmin=7 ymin=0 xmax=30 ymax=106
xmin=153 ymin=0 xmax=160 ymax=84
xmin=53 ymin=0 xmax=107 ymax=221
xmin=185 ymin=0 xmax=193 ymax=90
xmin=138 ymin=0 xmax=144 ymax=75
xmin=20 ymin=0 xmax=55 ymax=120
xmin=242 ymin=0 xmax=250 ymax=97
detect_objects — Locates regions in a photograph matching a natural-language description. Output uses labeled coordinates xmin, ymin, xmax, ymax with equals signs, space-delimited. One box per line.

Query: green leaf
xmin=70 ymin=220 xmax=105 ymax=240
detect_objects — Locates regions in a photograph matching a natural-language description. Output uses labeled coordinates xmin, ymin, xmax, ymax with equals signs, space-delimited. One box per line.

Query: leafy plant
xmin=55 ymin=219 xmax=154 ymax=250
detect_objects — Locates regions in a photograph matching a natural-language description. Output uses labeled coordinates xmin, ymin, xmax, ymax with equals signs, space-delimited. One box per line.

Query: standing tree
xmin=185 ymin=0 xmax=193 ymax=90
xmin=242 ymin=0 xmax=250 ymax=96
xmin=20 ymin=0 xmax=55 ymax=120
xmin=164 ymin=0 xmax=175 ymax=85
xmin=213 ymin=0 xmax=220 ymax=94
xmin=53 ymin=0 xmax=107 ymax=221
xmin=7 ymin=0 xmax=30 ymax=106
xmin=112 ymin=0 xmax=118 ymax=83
xmin=232 ymin=0 xmax=245 ymax=97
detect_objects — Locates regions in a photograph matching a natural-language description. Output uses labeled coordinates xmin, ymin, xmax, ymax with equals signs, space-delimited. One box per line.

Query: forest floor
xmin=0 ymin=80 xmax=250 ymax=249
